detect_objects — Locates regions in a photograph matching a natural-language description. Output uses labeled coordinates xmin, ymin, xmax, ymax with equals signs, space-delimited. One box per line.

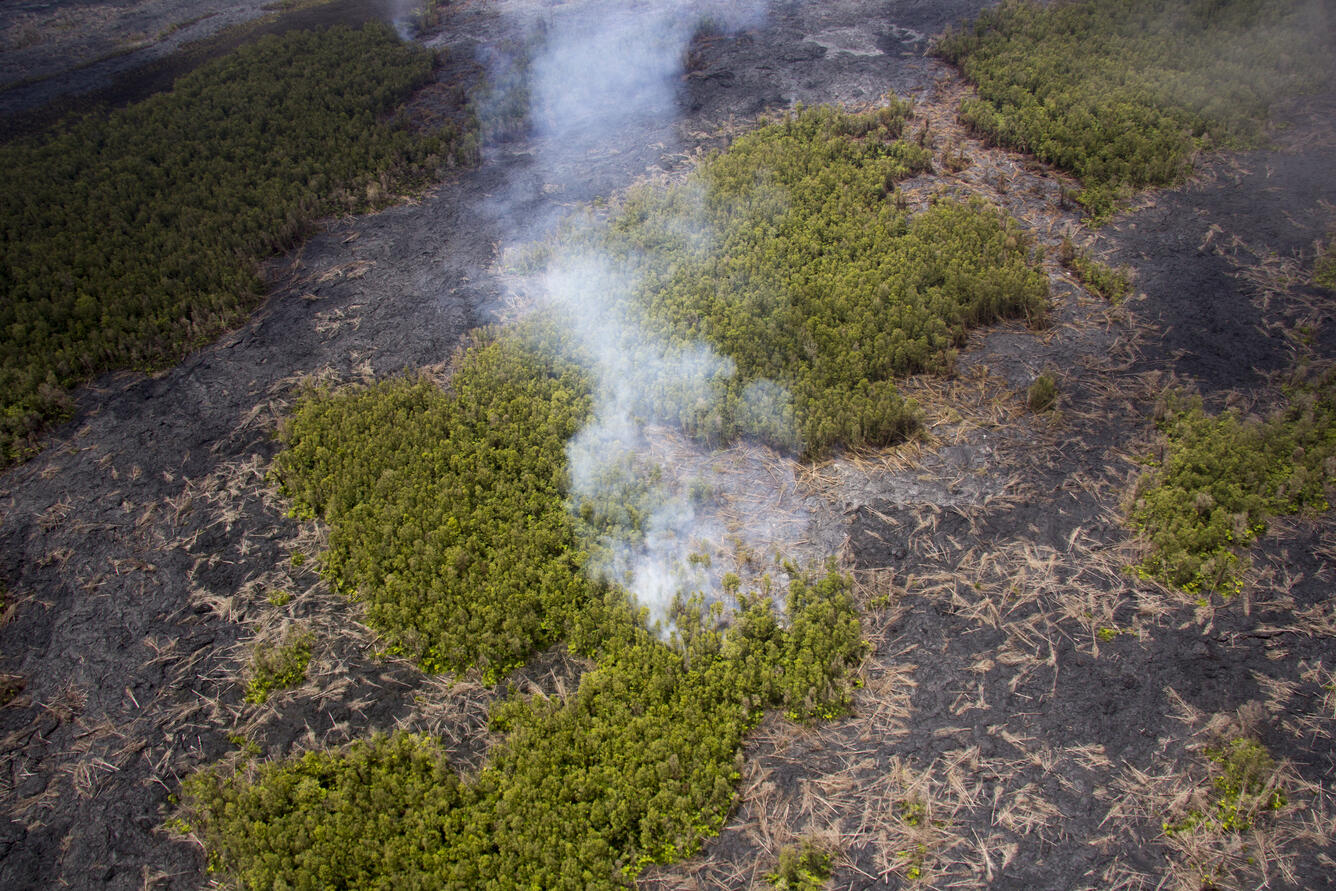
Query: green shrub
xmin=1027 ymin=373 xmax=1058 ymax=412
xmin=1163 ymin=737 xmax=1286 ymax=837
xmin=767 ymin=838 xmax=833 ymax=890
xmin=0 ymin=23 xmax=476 ymax=466
xmin=1059 ymin=239 xmax=1132 ymax=301
xmin=938 ymin=0 xmax=1332 ymax=220
xmin=1133 ymin=369 xmax=1336 ymax=595
xmin=244 ymin=628 xmax=314 ymax=704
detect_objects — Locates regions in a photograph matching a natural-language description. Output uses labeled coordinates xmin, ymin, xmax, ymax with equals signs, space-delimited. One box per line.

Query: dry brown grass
xmin=915 ymin=525 xmax=1158 ymax=667
xmin=1101 ymin=699 xmax=1336 ymax=891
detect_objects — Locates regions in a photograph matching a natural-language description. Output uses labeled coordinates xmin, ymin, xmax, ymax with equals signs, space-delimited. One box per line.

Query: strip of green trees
xmin=937 ymin=0 xmax=1331 ymax=218
xmin=0 ymin=23 xmax=476 ymax=465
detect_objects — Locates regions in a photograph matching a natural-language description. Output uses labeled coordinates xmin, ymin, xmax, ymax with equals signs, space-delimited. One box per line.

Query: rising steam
xmin=485 ymin=0 xmax=818 ymax=624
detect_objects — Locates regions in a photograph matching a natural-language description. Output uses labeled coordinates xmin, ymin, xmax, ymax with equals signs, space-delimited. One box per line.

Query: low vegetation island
xmin=0 ymin=22 xmax=475 ymax=466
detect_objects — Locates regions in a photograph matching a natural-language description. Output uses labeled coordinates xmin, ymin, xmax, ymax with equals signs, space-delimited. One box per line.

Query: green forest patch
xmin=178 ymin=572 xmax=864 ymax=888
xmin=271 ymin=331 xmax=593 ymax=679
xmin=1132 ymin=366 xmax=1336 ymax=596
xmin=579 ymin=102 xmax=1048 ymax=458
xmin=937 ymin=0 xmax=1332 ymax=219
xmin=0 ymin=22 xmax=476 ymax=467
xmin=184 ymin=97 xmax=1062 ymax=887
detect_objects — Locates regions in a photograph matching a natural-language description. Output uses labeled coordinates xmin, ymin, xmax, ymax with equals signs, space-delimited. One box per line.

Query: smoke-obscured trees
xmin=586 ymin=103 xmax=1049 ymax=457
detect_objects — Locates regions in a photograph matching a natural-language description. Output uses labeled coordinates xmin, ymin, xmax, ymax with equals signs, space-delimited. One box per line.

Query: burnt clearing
xmin=2 ymin=1 xmax=1335 ymax=889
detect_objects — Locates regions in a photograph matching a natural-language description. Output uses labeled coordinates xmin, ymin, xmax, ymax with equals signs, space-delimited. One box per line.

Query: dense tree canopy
xmin=272 ymin=331 xmax=593 ymax=678
xmin=587 ymin=103 xmax=1048 ymax=456
xmin=937 ymin=0 xmax=1332 ymax=218
xmin=0 ymin=23 xmax=476 ymax=465
xmin=180 ymin=572 xmax=865 ymax=889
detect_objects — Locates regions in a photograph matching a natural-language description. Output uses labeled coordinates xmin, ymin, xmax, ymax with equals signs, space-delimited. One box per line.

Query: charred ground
xmin=2 ymin=1 xmax=1335 ymax=889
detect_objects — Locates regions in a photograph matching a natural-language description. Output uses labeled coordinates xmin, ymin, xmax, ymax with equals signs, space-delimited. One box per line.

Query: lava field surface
xmin=1 ymin=1 xmax=1334 ymax=889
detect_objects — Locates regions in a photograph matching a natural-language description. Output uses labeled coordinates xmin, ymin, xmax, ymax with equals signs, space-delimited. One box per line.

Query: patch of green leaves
xmin=1132 ymin=368 xmax=1336 ymax=595
xmin=1027 ymin=373 xmax=1058 ymax=412
xmin=271 ymin=329 xmax=594 ymax=679
xmin=938 ymin=0 xmax=1332 ymax=220
xmin=1059 ymin=238 xmax=1132 ymax=302
xmin=766 ymin=838 xmax=833 ymax=890
xmin=244 ymin=628 xmax=313 ymax=704
xmin=1314 ymin=235 xmax=1336 ymax=290
xmin=897 ymin=799 xmax=927 ymax=827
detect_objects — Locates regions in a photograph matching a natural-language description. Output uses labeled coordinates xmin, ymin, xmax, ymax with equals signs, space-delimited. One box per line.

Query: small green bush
xmin=1163 ymin=737 xmax=1286 ymax=837
xmin=244 ymin=628 xmax=313 ymax=704
xmin=1027 ymin=373 xmax=1058 ymax=412
xmin=1059 ymin=239 xmax=1132 ymax=301
xmin=1133 ymin=369 xmax=1336 ymax=595
xmin=1314 ymin=235 xmax=1336 ymax=290
xmin=767 ymin=838 xmax=833 ymax=890
xmin=1206 ymin=738 xmax=1288 ymax=831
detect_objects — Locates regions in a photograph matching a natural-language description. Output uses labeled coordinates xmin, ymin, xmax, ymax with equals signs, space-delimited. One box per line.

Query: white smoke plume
xmin=494 ymin=0 xmax=817 ymax=625
xmin=389 ymin=0 xmax=419 ymax=40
